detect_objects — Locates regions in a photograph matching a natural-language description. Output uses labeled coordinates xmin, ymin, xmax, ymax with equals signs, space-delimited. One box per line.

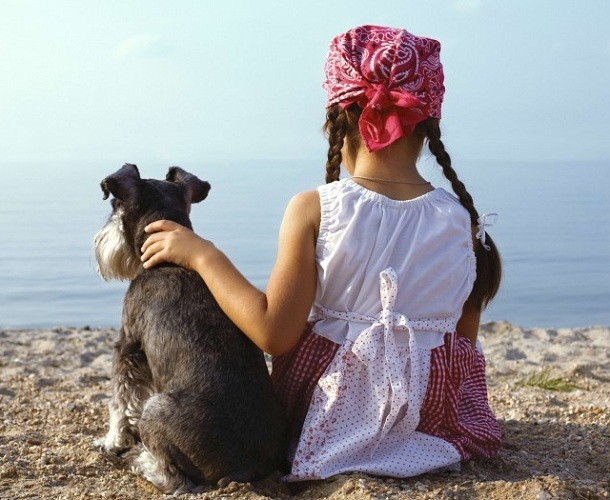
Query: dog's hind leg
xmin=136 ymin=393 xmax=273 ymax=493
xmin=134 ymin=393 xmax=206 ymax=494
xmin=98 ymin=335 xmax=153 ymax=454
xmin=131 ymin=445 xmax=203 ymax=494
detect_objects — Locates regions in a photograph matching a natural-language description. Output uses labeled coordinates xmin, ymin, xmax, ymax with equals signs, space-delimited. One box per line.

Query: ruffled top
xmin=308 ymin=179 xmax=476 ymax=347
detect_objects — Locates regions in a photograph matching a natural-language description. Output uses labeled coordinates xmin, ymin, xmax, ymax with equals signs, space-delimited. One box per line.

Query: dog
xmin=93 ymin=163 xmax=287 ymax=494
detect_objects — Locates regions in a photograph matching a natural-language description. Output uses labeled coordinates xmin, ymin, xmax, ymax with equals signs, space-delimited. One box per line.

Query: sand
xmin=1 ymin=321 xmax=609 ymax=499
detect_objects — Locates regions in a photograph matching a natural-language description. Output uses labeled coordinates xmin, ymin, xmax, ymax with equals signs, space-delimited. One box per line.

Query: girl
xmin=141 ymin=25 xmax=502 ymax=480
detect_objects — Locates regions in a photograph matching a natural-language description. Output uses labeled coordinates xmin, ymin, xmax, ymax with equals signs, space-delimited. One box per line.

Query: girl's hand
xmin=140 ymin=220 xmax=212 ymax=271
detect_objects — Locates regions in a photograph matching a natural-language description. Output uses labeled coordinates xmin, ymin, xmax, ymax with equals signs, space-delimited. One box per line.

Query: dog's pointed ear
xmin=166 ymin=167 xmax=211 ymax=204
xmin=101 ymin=164 xmax=141 ymax=201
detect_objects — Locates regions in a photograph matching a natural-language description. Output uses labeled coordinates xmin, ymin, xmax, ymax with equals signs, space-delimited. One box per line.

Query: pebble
xmin=342 ymin=482 xmax=355 ymax=494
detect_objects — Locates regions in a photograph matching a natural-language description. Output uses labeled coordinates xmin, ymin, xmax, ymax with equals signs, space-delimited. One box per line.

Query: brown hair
xmin=323 ymin=104 xmax=501 ymax=309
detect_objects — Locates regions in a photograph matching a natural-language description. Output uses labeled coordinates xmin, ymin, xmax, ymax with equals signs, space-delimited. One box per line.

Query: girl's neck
xmin=347 ymin=135 xmax=433 ymax=200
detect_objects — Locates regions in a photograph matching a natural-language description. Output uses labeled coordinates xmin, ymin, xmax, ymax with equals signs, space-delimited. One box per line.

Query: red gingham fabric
xmin=417 ymin=333 xmax=502 ymax=459
xmin=273 ymin=327 xmax=500 ymax=462
xmin=271 ymin=323 xmax=339 ymax=443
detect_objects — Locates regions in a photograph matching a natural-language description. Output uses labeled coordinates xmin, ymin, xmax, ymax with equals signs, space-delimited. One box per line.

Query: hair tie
xmin=476 ymin=213 xmax=498 ymax=251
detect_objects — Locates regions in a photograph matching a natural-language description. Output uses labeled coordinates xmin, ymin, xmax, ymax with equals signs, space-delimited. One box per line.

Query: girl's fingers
xmin=144 ymin=219 xmax=178 ymax=234
xmin=141 ymin=241 xmax=165 ymax=267
xmin=140 ymin=220 xmax=200 ymax=270
xmin=142 ymin=251 xmax=163 ymax=269
xmin=141 ymin=231 xmax=164 ymax=253
xmin=142 ymin=252 xmax=159 ymax=269
xmin=142 ymin=220 xmax=191 ymax=252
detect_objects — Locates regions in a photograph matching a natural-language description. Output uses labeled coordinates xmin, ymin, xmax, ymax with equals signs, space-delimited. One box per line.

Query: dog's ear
xmin=166 ymin=167 xmax=211 ymax=204
xmin=101 ymin=164 xmax=141 ymax=201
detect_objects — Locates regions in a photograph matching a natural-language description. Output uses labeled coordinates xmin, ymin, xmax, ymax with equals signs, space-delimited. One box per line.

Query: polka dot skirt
xmin=272 ymin=326 xmax=500 ymax=480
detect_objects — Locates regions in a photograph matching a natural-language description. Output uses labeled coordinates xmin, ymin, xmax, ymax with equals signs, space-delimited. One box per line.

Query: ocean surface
xmin=1 ymin=158 xmax=608 ymax=329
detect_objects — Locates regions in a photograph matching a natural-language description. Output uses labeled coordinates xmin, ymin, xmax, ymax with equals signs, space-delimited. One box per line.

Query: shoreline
xmin=5 ymin=319 xmax=610 ymax=332
xmin=1 ymin=321 xmax=609 ymax=498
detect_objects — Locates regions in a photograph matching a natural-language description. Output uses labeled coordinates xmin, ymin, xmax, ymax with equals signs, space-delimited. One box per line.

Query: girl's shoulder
xmin=287 ymin=189 xmax=320 ymax=215
xmin=284 ymin=189 xmax=321 ymax=233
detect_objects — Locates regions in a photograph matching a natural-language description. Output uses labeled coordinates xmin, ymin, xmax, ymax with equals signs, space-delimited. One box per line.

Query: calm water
xmin=1 ymin=158 xmax=608 ymax=329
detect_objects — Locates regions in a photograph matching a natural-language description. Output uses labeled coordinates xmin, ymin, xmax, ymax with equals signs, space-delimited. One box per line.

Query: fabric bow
xmin=351 ymin=268 xmax=421 ymax=437
xmin=476 ymin=213 xmax=498 ymax=251
xmin=351 ymin=83 xmax=427 ymax=153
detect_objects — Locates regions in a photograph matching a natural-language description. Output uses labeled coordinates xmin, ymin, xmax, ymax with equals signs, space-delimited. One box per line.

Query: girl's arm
xmin=456 ymin=225 xmax=484 ymax=345
xmin=140 ymin=190 xmax=320 ymax=356
xmin=456 ymin=301 xmax=480 ymax=345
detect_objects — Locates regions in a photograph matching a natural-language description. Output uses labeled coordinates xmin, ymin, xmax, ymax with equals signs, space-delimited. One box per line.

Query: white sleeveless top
xmin=308 ymin=179 xmax=476 ymax=347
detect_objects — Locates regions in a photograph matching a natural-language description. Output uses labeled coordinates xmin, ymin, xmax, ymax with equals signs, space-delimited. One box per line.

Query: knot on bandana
xmin=367 ymin=84 xmax=393 ymax=111
xmin=357 ymin=84 xmax=427 ymax=152
xmin=324 ymin=25 xmax=445 ymax=152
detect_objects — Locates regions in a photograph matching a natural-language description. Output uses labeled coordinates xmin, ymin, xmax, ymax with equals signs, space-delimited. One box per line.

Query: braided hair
xmin=323 ymin=104 xmax=361 ymax=183
xmin=421 ymin=118 xmax=501 ymax=308
xmin=323 ymin=106 xmax=501 ymax=309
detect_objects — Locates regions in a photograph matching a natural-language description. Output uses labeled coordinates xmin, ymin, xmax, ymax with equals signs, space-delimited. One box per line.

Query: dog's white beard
xmin=94 ymin=208 xmax=141 ymax=281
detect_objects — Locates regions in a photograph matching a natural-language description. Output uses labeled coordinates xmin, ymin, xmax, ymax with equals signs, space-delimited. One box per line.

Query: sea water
xmin=0 ymin=158 xmax=608 ymax=329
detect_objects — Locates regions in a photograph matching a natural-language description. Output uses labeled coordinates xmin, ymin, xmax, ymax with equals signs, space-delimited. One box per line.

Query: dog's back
xmin=123 ymin=266 xmax=287 ymax=484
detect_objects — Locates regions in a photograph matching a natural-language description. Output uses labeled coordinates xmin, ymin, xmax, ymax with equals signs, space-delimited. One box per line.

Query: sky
xmin=1 ymin=0 xmax=609 ymax=165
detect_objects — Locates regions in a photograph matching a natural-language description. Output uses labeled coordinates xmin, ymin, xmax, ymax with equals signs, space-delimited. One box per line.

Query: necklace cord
xmin=350 ymin=175 xmax=431 ymax=185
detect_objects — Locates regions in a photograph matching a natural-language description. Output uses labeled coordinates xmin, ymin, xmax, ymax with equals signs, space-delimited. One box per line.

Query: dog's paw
xmin=93 ymin=437 xmax=106 ymax=449
xmin=95 ymin=431 xmax=135 ymax=455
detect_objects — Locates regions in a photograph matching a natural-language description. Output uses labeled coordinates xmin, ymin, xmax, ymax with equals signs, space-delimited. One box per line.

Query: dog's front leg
xmin=98 ymin=334 xmax=153 ymax=454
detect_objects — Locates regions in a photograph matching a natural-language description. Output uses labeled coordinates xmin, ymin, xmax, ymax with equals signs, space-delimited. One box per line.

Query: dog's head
xmin=94 ymin=164 xmax=211 ymax=281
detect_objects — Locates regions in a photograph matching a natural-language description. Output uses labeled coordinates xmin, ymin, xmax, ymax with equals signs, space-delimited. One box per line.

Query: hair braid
xmin=425 ymin=120 xmax=479 ymax=224
xmin=323 ymin=105 xmax=348 ymax=183
xmin=423 ymin=118 xmax=502 ymax=309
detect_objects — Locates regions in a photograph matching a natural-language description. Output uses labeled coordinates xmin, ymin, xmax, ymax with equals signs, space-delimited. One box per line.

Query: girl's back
xmin=311 ymin=180 xmax=475 ymax=345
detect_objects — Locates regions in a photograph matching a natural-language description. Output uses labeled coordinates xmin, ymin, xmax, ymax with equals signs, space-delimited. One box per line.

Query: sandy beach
xmin=1 ymin=321 xmax=608 ymax=499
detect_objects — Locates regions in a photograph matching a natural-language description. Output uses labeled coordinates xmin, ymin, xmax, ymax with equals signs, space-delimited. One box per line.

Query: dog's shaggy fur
xmin=94 ymin=164 xmax=287 ymax=494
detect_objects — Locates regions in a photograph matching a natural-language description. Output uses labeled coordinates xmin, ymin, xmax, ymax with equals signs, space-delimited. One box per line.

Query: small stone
xmin=414 ymin=481 xmax=428 ymax=491
xmin=342 ymin=482 xmax=355 ymax=494
xmin=221 ymin=481 xmax=242 ymax=494
xmin=1 ymin=465 xmax=19 ymax=478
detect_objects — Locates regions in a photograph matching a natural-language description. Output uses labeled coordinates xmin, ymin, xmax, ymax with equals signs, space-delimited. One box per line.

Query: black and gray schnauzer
xmin=93 ymin=164 xmax=287 ymax=494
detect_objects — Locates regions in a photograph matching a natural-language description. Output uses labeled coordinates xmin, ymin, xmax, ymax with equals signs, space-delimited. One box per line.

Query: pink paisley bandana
xmin=323 ymin=25 xmax=445 ymax=152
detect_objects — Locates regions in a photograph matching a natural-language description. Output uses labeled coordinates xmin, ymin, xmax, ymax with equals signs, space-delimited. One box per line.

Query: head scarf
xmin=323 ymin=25 xmax=445 ymax=152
